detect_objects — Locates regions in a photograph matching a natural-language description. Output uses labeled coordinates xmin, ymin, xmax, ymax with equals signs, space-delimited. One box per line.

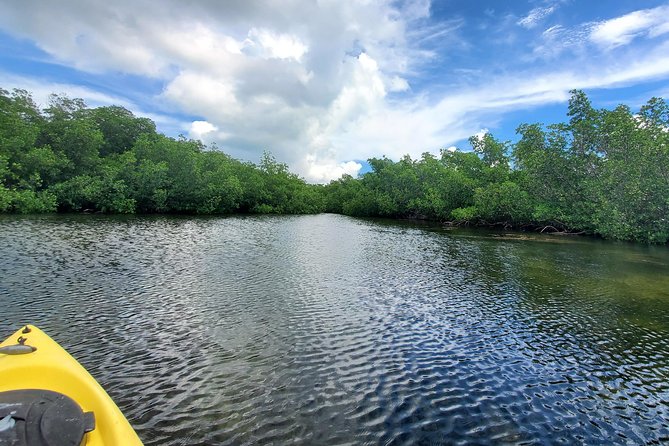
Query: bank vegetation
xmin=1 ymin=88 xmax=667 ymax=243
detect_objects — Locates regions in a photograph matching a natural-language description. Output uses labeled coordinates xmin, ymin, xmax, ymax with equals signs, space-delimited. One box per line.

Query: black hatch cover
xmin=0 ymin=389 xmax=95 ymax=446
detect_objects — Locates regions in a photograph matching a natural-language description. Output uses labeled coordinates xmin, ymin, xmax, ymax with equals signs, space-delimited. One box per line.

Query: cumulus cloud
xmin=304 ymin=158 xmax=363 ymax=183
xmin=1 ymin=2 xmax=669 ymax=182
xmin=189 ymin=121 xmax=219 ymax=141
xmin=244 ymin=28 xmax=308 ymax=62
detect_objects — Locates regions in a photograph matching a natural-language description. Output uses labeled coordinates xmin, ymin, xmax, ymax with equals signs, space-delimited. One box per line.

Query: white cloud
xmin=0 ymin=71 xmax=128 ymax=108
xmin=304 ymin=157 xmax=363 ymax=182
xmin=1 ymin=2 xmax=669 ymax=182
xmin=518 ymin=5 xmax=556 ymax=29
xmin=189 ymin=121 xmax=219 ymax=141
xmin=164 ymin=72 xmax=240 ymax=118
xmin=473 ymin=128 xmax=489 ymax=140
xmin=400 ymin=0 xmax=432 ymax=21
xmin=388 ymin=76 xmax=410 ymax=92
xmin=245 ymin=28 xmax=308 ymax=62
xmin=0 ymin=1 xmax=500 ymax=181
xmin=529 ymin=23 xmax=594 ymax=61
xmin=0 ymin=71 xmax=192 ymax=136
xmin=590 ymin=5 xmax=669 ymax=48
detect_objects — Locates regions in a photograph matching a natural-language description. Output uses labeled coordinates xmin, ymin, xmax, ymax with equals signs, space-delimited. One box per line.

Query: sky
xmin=1 ymin=0 xmax=669 ymax=182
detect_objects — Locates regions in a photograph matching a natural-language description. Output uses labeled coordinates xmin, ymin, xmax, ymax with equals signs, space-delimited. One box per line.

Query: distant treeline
xmin=1 ymin=88 xmax=668 ymax=243
xmin=0 ymin=88 xmax=323 ymax=215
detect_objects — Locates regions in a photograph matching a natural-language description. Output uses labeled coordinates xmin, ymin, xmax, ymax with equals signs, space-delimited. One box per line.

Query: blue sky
xmin=1 ymin=0 xmax=669 ymax=182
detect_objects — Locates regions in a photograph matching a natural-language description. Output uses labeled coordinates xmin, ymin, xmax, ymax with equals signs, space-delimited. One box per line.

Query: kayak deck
xmin=0 ymin=325 xmax=143 ymax=445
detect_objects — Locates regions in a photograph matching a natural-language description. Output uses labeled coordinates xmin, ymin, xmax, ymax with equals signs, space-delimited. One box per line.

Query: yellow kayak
xmin=0 ymin=325 xmax=143 ymax=445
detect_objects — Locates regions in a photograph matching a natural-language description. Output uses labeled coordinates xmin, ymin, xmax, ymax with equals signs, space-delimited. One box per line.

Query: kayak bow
xmin=0 ymin=325 xmax=143 ymax=446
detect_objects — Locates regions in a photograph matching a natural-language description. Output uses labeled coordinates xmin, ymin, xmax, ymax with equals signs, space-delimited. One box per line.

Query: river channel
xmin=1 ymin=213 xmax=668 ymax=445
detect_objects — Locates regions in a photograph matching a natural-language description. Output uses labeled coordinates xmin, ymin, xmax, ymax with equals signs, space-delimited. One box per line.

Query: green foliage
xmin=249 ymin=151 xmax=323 ymax=214
xmin=473 ymin=181 xmax=533 ymax=224
xmin=0 ymin=185 xmax=11 ymax=212
xmin=0 ymin=187 xmax=57 ymax=214
xmin=42 ymin=116 xmax=103 ymax=178
xmin=1 ymin=87 xmax=668 ymax=243
xmin=451 ymin=206 xmax=478 ymax=223
xmin=0 ymin=89 xmax=42 ymax=159
xmin=50 ymin=175 xmax=103 ymax=212
xmin=9 ymin=189 xmax=57 ymax=213
xmin=469 ymin=133 xmax=510 ymax=170
xmin=90 ymin=106 xmax=156 ymax=156
xmin=16 ymin=145 xmax=70 ymax=189
xmin=323 ymin=91 xmax=669 ymax=243
xmin=0 ymin=88 xmax=324 ymax=216
xmin=324 ymin=174 xmax=372 ymax=215
xmin=588 ymin=100 xmax=669 ymax=242
xmin=511 ymin=92 xmax=669 ymax=242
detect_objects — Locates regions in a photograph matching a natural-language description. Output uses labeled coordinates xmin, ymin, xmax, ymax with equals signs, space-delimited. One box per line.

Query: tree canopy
xmin=323 ymin=90 xmax=669 ymax=244
xmin=1 ymin=87 xmax=667 ymax=243
xmin=0 ymin=88 xmax=324 ymax=216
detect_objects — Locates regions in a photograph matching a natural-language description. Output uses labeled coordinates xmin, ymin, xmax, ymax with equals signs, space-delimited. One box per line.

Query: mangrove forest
xmin=1 ymin=87 xmax=668 ymax=243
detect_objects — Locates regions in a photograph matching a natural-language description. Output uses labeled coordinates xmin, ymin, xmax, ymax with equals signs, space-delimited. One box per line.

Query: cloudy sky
xmin=1 ymin=0 xmax=669 ymax=182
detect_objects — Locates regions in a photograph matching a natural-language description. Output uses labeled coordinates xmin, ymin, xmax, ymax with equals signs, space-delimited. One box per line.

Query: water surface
xmin=1 ymin=214 xmax=668 ymax=445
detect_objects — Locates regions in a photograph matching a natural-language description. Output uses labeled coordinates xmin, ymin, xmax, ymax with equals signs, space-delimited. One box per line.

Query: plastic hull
xmin=0 ymin=325 xmax=143 ymax=445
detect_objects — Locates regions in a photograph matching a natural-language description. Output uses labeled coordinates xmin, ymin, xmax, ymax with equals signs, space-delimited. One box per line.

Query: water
xmin=1 ymin=214 xmax=668 ymax=445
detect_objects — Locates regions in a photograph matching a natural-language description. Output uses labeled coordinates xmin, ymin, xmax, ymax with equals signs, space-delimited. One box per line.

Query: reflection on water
xmin=1 ymin=214 xmax=669 ymax=445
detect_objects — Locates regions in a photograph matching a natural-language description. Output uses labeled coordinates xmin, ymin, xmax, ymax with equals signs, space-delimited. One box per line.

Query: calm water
xmin=1 ymin=214 xmax=669 ymax=445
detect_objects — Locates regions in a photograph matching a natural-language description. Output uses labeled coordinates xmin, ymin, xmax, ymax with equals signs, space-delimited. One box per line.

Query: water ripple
xmin=1 ymin=214 xmax=669 ymax=445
